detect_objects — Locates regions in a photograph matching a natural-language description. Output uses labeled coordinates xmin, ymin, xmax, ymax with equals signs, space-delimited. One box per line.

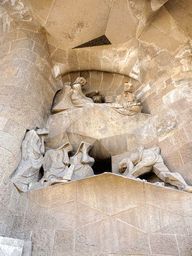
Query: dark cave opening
xmin=92 ymin=157 xmax=112 ymax=175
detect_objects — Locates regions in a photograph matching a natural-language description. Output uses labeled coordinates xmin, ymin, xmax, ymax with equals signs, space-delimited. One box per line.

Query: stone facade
xmin=0 ymin=4 xmax=59 ymax=242
xmin=1 ymin=0 xmax=192 ymax=255
xmin=14 ymin=174 xmax=192 ymax=255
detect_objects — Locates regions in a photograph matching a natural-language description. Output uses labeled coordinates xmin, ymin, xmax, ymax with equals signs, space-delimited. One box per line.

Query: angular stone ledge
xmin=23 ymin=173 xmax=192 ymax=254
xmin=25 ymin=173 xmax=192 ymax=215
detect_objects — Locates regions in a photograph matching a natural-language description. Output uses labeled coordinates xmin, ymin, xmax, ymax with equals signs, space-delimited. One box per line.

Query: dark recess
xmin=92 ymin=157 xmax=112 ymax=175
xmin=73 ymin=35 xmax=111 ymax=49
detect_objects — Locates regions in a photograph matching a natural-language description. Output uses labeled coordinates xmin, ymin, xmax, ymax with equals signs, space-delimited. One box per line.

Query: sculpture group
xmin=10 ymin=77 xmax=192 ymax=193
xmin=52 ymin=77 xmax=142 ymax=115
xmin=11 ymin=129 xmax=95 ymax=192
xmin=11 ymin=128 xmax=192 ymax=193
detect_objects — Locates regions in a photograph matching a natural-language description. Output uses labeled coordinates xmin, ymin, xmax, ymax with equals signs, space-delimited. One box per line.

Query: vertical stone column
xmin=0 ymin=6 xmax=60 ymax=237
xmin=0 ymin=9 xmax=59 ymax=178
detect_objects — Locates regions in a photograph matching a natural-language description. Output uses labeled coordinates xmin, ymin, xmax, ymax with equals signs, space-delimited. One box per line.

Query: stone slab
xmin=25 ymin=173 xmax=192 ymax=254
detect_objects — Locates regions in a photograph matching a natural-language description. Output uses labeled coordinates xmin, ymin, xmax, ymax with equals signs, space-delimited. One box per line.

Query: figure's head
xmin=74 ymin=77 xmax=86 ymax=86
xmin=124 ymin=82 xmax=134 ymax=93
xmin=57 ymin=142 xmax=73 ymax=166
xmin=76 ymin=141 xmax=92 ymax=155
xmin=119 ymin=158 xmax=127 ymax=173
xmin=70 ymin=141 xmax=94 ymax=166
xmin=57 ymin=142 xmax=73 ymax=152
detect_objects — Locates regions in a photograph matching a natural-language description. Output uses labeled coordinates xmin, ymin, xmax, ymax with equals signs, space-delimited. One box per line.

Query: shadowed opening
xmin=74 ymin=35 xmax=111 ymax=48
xmin=92 ymin=157 xmax=112 ymax=175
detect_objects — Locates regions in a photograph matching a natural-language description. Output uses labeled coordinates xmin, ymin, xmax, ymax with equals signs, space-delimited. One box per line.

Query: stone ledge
xmin=26 ymin=172 xmax=192 ymax=212
xmin=23 ymin=173 xmax=192 ymax=255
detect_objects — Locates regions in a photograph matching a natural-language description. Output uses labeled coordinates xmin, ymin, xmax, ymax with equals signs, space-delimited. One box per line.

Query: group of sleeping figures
xmin=11 ymin=129 xmax=95 ymax=192
xmin=11 ymin=77 xmax=192 ymax=193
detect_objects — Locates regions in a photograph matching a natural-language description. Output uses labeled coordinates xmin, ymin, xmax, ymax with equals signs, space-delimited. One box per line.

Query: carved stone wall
xmin=8 ymin=174 xmax=192 ymax=255
xmin=0 ymin=6 xmax=59 ymax=239
xmin=1 ymin=0 xmax=192 ymax=254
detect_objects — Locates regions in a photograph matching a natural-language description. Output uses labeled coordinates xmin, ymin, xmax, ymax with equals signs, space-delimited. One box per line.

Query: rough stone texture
xmin=1 ymin=0 xmax=192 ymax=254
xmin=0 ymin=8 xmax=59 ymax=177
xmin=105 ymin=0 xmax=138 ymax=44
xmin=13 ymin=173 xmax=192 ymax=255
xmin=47 ymin=105 xmax=154 ymax=159
xmin=0 ymin=5 xmax=60 ymax=243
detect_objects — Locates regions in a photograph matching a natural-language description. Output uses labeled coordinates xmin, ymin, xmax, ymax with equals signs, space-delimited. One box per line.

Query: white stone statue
xmin=111 ymin=82 xmax=142 ymax=115
xmin=52 ymin=84 xmax=75 ymax=113
xmin=11 ymin=129 xmax=48 ymax=192
xmin=70 ymin=141 xmax=95 ymax=181
xmin=41 ymin=142 xmax=74 ymax=185
xmin=52 ymin=77 xmax=93 ymax=113
xmin=71 ymin=77 xmax=94 ymax=107
xmin=119 ymin=146 xmax=192 ymax=193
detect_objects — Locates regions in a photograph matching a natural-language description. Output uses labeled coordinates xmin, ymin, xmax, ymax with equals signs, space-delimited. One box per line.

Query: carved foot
xmin=184 ymin=186 xmax=192 ymax=193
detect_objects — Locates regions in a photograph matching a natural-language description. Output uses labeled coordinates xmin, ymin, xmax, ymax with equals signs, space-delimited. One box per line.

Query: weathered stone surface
xmin=26 ymin=181 xmax=76 ymax=209
xmin=77 ymin=174 xmax=145 ymax=215
xmin=149 ymin=234 xmax=179 ymax=255
xmin=105 ymin=0 xmax=138 ymax=44
xmin=76 ymin=201 xmax=108 ymax=228
xmin=31 ymin=230 xmax=54 ymax=253
xmin=144 ymin=182 xmax=192 ymax=216
xmin=1 ymin=1 xmax=192 ymax=255
xmin=176 ymin=235 xmax=192 ymax=256
xmin=48 ymin=103 xmax=153 ymax=159
xmin=21 ymin=174 xmax=192 ymax=254
xmin=115 ymin=204 xmax=187 ymax=234
xmin=53 ymin=230 xmax=74 ymax=253
xmin=44 ymin=0 xmax=110 ymax=49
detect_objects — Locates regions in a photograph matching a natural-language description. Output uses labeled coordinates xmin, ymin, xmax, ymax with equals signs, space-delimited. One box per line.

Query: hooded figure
xmin=41 ymin=142 xmax=74 ymax=185
xmin=11 ymin=129 xmax=48 ymax=193
xmin=70 ymin=141 xmax=95 ymax=181
xmin=52 ymin=84 xmax=75 ymax=113
xmin=71 ymin=77 xmax=93 ymax=107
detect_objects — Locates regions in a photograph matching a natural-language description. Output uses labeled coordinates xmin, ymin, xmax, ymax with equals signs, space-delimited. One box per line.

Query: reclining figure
xmin=119 ymin=146 xmax=192 ymax=193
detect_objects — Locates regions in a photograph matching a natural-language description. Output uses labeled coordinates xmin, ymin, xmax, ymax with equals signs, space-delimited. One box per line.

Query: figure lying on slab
xmin=119 ymin=146 xmax=192 ymax=193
